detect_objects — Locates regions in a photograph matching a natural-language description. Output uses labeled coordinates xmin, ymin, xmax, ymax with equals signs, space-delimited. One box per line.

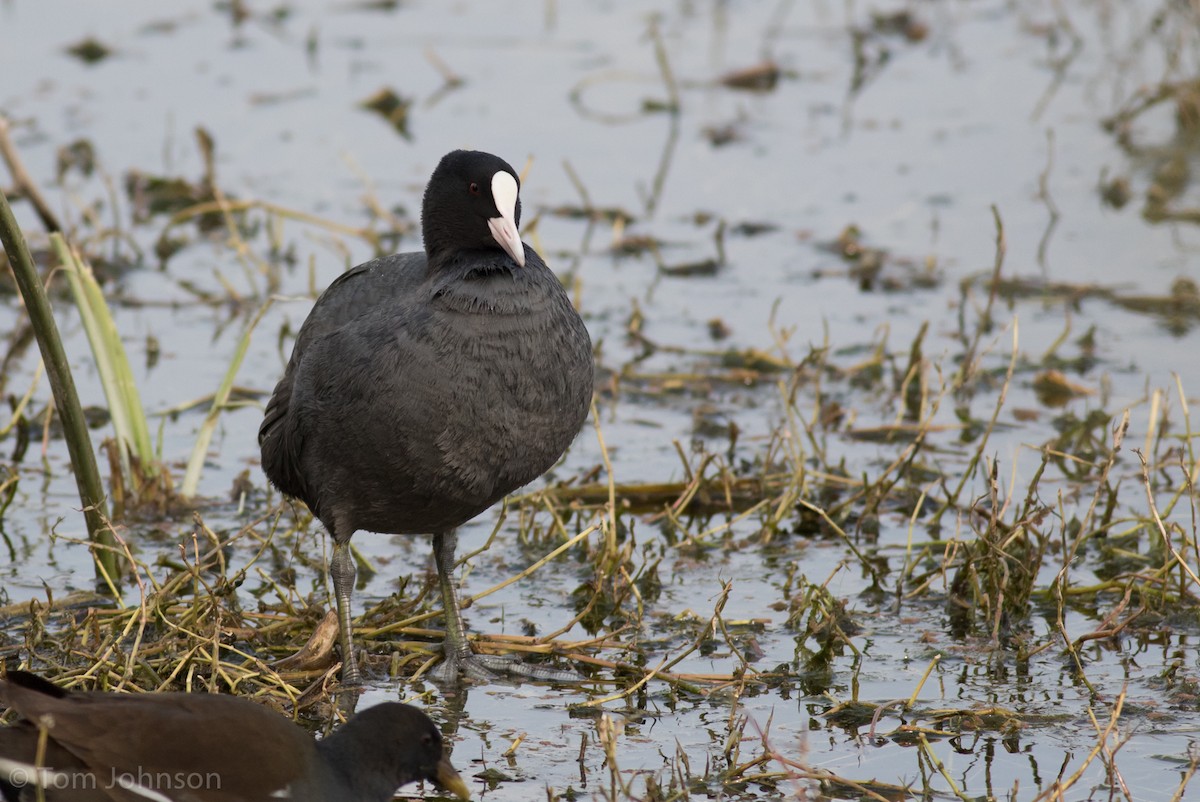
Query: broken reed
xmin=54 ymin=236 xmax=165 ymax=509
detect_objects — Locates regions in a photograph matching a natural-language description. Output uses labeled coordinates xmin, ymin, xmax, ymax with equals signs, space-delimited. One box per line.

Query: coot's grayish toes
xmin=259 ymin=149 xmax=595 ymax=684
xmin=0 ymin=671 xmax=470 ymax=802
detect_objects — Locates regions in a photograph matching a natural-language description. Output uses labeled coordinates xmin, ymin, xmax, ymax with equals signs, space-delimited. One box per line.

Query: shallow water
xmin=2 ymin=0 xmax=1200 ymax=800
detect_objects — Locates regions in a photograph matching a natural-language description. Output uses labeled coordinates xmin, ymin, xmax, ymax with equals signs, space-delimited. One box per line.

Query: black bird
xmin=259 ymin=150 xmax=594 ymax=683
xmin=0 ymin=671 xmax=470 ymax=802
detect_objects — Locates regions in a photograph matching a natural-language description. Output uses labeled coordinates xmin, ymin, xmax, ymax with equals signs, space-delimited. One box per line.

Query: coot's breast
xmin=292 ymin=254 xmax=593 ymax=537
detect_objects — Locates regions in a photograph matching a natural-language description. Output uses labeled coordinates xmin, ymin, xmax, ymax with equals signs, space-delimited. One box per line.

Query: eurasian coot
xmin=259 ymin=150 xmax=594 ymax=683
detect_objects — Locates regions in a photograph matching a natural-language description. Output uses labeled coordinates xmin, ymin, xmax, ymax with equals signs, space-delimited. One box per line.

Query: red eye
xmin=469 ymin=182 xmax=480 ymax=195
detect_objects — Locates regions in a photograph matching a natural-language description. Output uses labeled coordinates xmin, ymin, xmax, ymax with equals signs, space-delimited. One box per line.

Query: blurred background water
xmin=2 ymin=1 xmax=1199 ymax=799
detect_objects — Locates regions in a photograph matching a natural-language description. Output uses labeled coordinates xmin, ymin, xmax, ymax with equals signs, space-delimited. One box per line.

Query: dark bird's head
xmin=320 ymin=702 xmax=471 ymax=802
xmin=422 ymin=149 xmax=525 ymax=268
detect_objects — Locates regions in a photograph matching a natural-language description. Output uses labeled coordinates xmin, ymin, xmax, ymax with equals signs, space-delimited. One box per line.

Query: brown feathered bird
xmin=0 ymin=671 xmax=469 ymax=802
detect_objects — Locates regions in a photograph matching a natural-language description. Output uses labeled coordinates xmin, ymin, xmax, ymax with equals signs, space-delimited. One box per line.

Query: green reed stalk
xmin=0 ymin=191 xmax=118 ymax=582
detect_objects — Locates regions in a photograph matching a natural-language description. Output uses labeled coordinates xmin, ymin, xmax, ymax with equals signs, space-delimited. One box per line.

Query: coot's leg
xmin=430 ymin=529 xmax=579 ymax=684
xmin=430 ymin=529 xmax=490 ymax=681
xmin=330 ymin=537 xmax=362 ymax=684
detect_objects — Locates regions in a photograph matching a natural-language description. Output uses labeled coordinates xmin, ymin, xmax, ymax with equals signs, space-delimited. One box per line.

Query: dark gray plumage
xmin=259 ymin=150 xmax=594 ymax=683
xmin=0 ymin=671 xmax=469 ymax=802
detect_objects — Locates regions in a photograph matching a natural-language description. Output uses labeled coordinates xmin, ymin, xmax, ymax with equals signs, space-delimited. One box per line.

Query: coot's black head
xmin=422 ymin=149 xmax=525 ymax=268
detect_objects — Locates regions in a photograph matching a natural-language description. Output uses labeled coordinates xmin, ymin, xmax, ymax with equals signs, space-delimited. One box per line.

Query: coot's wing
xmin=259 ymin=255 xmax=425 ymax=505
xmin=281 ymin=292 xmax=469 ymax=533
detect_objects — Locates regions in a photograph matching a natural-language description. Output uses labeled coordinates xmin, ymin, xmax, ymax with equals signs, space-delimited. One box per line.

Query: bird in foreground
xmin=259 ymin=149 xmax=594 ymax=684
xmin=0 ymin=671 xmax=470 ymax=802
